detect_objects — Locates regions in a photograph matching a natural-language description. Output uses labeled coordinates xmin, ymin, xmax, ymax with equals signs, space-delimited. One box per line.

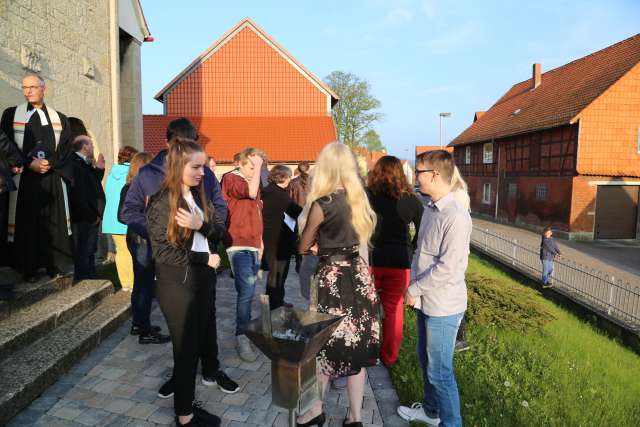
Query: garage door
xmin=595 ymin=186 xmax=639 ymax=239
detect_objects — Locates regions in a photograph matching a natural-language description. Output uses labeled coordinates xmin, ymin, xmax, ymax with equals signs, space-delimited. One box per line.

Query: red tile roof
xmin=143 ymin=115 xmax=337 ymax=162
xmin=451 ymin=33 xmax=640 ymax=146
xmin=154 ymin=18 xmax=338 ymax=106
xmin=415 ymin=145 xmax=453 ymax=156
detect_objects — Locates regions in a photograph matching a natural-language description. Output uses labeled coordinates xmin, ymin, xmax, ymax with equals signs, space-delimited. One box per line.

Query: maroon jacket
xmin=222 ymin=171 xmax=263 ymax=248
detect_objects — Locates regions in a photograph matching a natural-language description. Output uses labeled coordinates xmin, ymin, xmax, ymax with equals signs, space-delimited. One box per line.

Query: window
xmin=483 ymin=143 xmax=493 ymax=164
xmin=508 ymin=183 xmax=518 ymax=198
xmin=535 ymin=183 xmax=547 ymax=200
xmin=482 ymin=183 xmax=491 ymax=204
xmin=465 ymin=146 xmax=471 ymax=164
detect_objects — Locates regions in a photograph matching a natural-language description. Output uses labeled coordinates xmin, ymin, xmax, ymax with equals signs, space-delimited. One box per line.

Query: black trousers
xmin=72 ymin=221 xmax=99 ymax=281
xmin=155 ymin=262 xmax=219 ymax=416
xmin=0 ymin=192 xmax=9 ymax=267
xmin=265 ymin=256 xmax=291 ymax=310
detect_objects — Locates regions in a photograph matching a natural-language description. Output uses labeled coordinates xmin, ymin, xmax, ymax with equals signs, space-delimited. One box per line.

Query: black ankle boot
xmin=343 ymin=419 xmax=363 ymax=427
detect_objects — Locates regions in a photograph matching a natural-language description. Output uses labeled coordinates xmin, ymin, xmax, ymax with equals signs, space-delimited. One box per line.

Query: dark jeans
xmin=265 ymin=256 xmax=291 ymax=310
xmin=127 ymin=238 xmax=154 ymax=329
xmin=155 ymin=263 xmax=219 ymax=416
xmin=72 ymin=221 xmax=99 ymax=280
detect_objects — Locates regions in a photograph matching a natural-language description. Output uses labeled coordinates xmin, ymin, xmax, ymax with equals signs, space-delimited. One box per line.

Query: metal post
xmin=512 ymin=239 xmax=517 ymax=266
xmin=289 ymin=409 xmax=296 ymax=427
xmin=608 ymin=276 xmax=615 ymax=315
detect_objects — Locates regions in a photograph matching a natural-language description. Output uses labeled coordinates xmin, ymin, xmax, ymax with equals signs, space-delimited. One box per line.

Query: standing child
xmin=540 ymin=226 xmax=561 ymax=287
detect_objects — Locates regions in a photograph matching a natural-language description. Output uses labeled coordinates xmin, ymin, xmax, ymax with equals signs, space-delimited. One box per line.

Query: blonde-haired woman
xmin=297 ymin=142 xmax=380 ymax=427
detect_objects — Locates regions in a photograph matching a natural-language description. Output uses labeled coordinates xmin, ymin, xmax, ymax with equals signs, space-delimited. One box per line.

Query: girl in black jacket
xmin=146 ymin=139 xmax=224 ymax=427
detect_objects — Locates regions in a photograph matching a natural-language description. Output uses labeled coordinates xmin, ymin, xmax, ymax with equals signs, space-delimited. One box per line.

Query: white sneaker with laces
xmin=397 ymin=403 xmax=440 ymax=426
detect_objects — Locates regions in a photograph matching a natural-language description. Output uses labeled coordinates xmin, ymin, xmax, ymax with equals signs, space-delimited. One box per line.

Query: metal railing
xmin=470 ymin=227 xmax=640 ymax=334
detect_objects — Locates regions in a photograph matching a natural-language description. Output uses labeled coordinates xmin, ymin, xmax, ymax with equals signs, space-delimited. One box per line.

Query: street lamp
xmin=439 ymin=112 xmax=451 ymax=149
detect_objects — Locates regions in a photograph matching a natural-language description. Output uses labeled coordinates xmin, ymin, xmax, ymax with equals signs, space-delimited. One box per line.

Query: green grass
xmin=390 ymin=254 xmax=640 ymax=427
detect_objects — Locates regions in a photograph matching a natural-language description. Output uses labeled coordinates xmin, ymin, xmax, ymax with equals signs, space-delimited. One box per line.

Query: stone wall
xmin=0 ymin=0 xmax=115 ymax=166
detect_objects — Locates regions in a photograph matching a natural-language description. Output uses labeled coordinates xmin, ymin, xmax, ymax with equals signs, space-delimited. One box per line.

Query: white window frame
xmin=535 ymin=183 xmax=547 ymax=200
xmin=483 ymin=142 xmax=493 ymax=164
xmin=465 ymin=146 xmax=471 ymax=164
xmin=482 ymin=183 xmax=491 ymax=204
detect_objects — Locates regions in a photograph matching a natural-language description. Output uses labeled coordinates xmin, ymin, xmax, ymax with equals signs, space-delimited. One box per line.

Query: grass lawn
xmin=389 ymin=254 xmax=640 ymax=427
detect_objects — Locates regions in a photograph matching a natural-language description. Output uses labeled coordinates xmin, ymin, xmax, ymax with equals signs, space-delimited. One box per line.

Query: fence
xmin=470 ymin=227 xmax=640 ymax=334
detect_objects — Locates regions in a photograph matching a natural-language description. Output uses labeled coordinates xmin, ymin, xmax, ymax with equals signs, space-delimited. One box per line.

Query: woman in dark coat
xmin=261 ymin=164 xmax=302 ymax=309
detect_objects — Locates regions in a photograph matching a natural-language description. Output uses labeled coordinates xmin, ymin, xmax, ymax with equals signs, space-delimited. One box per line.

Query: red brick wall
xmin=164 ymin=27 xmax=328 ymax=117
xmin=466 ymin=176 xmax=498 ymax=216
xmin=575 ymin=63 xmax=640 ymax=177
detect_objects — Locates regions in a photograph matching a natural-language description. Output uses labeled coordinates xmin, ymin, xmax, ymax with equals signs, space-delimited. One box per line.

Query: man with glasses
xmin=398 ymin=150 xmax=471 ymax=427
xmin=0 ymin=73 xmax=74 ymax=283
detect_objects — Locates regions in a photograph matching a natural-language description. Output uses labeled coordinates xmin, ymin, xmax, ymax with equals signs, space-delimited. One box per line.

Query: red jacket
xmin=222 ymin=171 xmax=262 ymax=248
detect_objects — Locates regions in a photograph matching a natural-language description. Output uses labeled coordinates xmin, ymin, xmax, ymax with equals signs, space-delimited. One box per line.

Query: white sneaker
xmin=236 ymin=335 xmax=258 ymax=362
xmin=397 ymin=403 xmax=440 ymax=426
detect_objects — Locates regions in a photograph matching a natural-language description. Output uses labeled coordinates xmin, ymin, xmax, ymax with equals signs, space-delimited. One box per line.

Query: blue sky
xmin=139 ymin=0 xmax=640 ymax=160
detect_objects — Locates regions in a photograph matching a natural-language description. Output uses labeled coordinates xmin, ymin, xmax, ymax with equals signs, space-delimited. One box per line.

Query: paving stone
xmin=104 ymin=397 xmax=136 ymax=414
xmin=126 ymin=402 xmax=159 ymax=420
xmin=147 ymin=406 xmax=174 ymax=425
xmin=6 ymin=408 xmax=44 ymax=426
xmin=73 ymin=408 xmax=111 ymax=426
xmin=112 ymin=383 xmax=141 ymax=398
xmin=221 ymin=392 xmax=250 ymax=406
xmin=223 ymin=406 xmax=251 ymax=422
xmin=29 ymin=396 xmax=60 ymax=412
xmin=248 ymin=409 xmax=278 ymax=426
xmin=98 ymin=366 xmax=127 ymax=380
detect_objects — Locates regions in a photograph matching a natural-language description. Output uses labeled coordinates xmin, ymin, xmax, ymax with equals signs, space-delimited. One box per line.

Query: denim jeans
xmin=416 ymin=309 xmax=464 ymax=427
xmin=542 ymin=259 xmax=554 ymax=284
xmin=228 ymin=249 xmax=260 ymax=335
xmin=127 ymin=239 xmax=155 ymax=329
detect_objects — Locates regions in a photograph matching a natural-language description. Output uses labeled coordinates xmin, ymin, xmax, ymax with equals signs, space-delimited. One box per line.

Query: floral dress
xmin=299 ymin=191 xmax=381 ymax=377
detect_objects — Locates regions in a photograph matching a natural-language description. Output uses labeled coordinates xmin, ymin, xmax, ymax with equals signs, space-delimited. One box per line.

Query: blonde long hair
xmin=300 ymin=142 xmax=376 ymax=245
xmin=451 ymin=165 xmax=470 ymax=210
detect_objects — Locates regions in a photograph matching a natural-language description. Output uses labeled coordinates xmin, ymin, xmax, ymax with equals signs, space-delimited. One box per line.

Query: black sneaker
xmin=139 ymin=329 xmax=171 ymax=344
xmin=455 ymin=340 xmax=470 ymax=352
xmin=158 ymin=377 xmax=174 ymax=399
xmin=131 ymin=324 xmax=162 ymax=336
xmin=202 ymin=370 xmax=239 ymax=394
xmin=185 ymin=402 xmax=221 ymax=426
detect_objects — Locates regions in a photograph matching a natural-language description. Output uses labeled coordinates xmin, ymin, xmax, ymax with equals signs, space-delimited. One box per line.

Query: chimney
xmin=532 ymin=63 xmax=541 ymax=89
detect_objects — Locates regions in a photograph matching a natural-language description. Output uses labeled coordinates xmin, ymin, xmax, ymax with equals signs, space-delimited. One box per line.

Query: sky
xmin=139 ymin=0 xmax=640 ymax=160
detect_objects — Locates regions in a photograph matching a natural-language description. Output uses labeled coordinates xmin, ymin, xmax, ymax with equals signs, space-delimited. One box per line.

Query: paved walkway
xmin=473 ymin=217 xmax=640 ymax=286
xmin=8 ymin=269 xmax=407 ymax=427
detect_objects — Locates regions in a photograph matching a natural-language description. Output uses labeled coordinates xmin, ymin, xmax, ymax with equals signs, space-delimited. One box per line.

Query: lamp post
xmin=439 ymin=112 xmax=451 ymax=149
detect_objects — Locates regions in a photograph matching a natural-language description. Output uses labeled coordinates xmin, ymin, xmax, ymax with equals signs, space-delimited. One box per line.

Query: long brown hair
xmin=367 ymin=155 xmax=412 ymax=199
xmin=127 ymin=152 xmax=152 ymax=184
xmin=162 ymin=139 xmax=209 ymax=247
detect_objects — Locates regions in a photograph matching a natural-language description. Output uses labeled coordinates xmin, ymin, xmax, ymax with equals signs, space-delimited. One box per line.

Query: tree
xmin=324 ymin=71 xmax=383 ymax=148
xmin=362 ymin=129 xmax=386 ymax=152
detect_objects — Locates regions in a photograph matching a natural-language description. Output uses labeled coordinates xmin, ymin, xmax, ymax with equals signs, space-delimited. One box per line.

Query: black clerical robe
xmin=0 ymin=104 xmax=74 ymax=277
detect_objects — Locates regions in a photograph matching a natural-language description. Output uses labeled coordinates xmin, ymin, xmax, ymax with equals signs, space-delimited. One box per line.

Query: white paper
xmin=283 ymin=212 xmax=296 ymax=232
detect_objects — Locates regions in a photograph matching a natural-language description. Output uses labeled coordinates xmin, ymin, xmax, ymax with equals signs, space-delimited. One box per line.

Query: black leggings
xmin=155 ymin=263 xmax=218 ymax=416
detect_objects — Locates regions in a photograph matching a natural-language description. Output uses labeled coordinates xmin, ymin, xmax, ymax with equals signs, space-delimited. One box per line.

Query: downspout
xmin=494 ymin=139 xmax=500 ymax=219
xmin=109 ymin=0 xmax=121 ymax=164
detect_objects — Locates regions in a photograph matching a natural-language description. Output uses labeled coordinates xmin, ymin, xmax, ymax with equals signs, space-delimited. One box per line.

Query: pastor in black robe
xmin=0 ymin=104 xmax=74 ymax=278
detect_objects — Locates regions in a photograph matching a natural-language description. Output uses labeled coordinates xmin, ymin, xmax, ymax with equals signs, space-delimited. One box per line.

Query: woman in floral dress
xmin=297 ymin=142 xmax=380 ymax=427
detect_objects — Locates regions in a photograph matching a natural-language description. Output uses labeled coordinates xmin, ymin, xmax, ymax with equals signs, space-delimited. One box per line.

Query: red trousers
xmin=371 ymin=266 xmax=410 ymax=366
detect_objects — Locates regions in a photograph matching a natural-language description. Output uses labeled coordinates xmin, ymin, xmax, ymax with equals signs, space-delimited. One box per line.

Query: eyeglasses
xmin=415 ymin=168 xmax=435 ymax=176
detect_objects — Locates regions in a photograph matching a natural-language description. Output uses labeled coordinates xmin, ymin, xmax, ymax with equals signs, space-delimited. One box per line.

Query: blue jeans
xmin=127 ymin=239 xmax=155 ymax=329
xmin=417 ymin=310 xmax=464 ymax=427
xmin=228 ymin=250 xmax=260 ymax=335
xmin=542 ymin=259 xmax=554 ymax=284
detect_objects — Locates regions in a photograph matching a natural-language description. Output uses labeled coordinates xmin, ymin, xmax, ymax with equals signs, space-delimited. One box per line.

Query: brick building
xmin=144 ymin=18 xmax=338 ymax=175
xmin=450 ymin=34 xmax=640 ymax=240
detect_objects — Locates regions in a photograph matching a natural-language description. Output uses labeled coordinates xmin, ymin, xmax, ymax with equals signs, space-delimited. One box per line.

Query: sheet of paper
xmin=283 ymin=212 xmax=296 ymax=232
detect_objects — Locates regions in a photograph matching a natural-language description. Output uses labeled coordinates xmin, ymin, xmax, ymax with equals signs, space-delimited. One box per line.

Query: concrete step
xmin=0 ymin=280 xmax=115 ymax=359
xmin=0 ymin=271 xmax=74 ymax=322
xmin=0 ymin=290 xmax=131 ymax=425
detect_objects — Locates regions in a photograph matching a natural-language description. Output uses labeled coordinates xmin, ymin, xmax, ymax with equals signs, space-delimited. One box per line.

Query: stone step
xmin=0 ymin=280 xmax=115 ymax=359
xmin=0 ymin=272 xmax=74 ymax=322
xmin=0 ymin=290 xmax=131 ymax=425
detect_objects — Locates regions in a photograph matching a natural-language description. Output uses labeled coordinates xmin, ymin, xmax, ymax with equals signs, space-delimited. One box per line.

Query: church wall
xmin=0 ymin=0 xmax=116 ymax=166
